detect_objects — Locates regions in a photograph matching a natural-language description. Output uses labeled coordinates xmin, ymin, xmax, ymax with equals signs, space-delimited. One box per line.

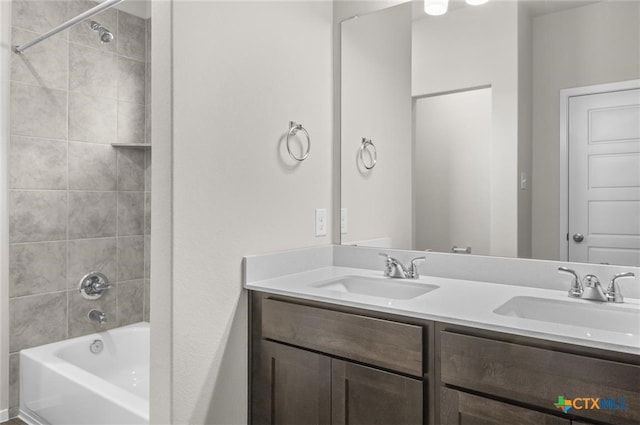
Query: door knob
xmin=573 ymin=233 xmax=584 ymax=243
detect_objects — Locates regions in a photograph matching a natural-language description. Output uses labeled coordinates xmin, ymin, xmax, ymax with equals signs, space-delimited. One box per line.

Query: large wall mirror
xmin=340 ymin=0 xmax=640 ymax=266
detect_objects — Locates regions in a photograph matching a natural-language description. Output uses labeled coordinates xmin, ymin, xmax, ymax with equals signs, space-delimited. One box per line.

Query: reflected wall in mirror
xmin=339 ymin=0 xmax=640 ymax=266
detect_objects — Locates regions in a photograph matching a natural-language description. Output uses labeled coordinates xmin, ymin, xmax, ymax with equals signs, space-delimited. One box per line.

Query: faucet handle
xmin=409 ymin=256 xmax=426 ymax=278
xmin=606 ymin=272 xmax=635 ymax=303
xmin=378 ymin=253 xmax=393 ymax=276
xmin=558 ymin=267 xmax=583 ymax=297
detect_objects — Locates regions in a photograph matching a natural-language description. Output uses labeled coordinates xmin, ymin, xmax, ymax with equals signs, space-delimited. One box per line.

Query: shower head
xmin=89 ymin=21 xmax=114 ymax=43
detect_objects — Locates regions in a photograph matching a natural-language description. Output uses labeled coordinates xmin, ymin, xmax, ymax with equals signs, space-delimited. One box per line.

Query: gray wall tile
xmin=11 ymin=27 xmax=69 ymax=90
xmin=144 ymin=149 xmax=152 ymax=191
xmin=117 ymin=11 xmax=145 ymax=61
xmin=69 ymin=44 xmax=118 ymax=98
xmin=12 ymin=0 xmax=70 ymax=35
xmin=118 ymin=57 xmax=145 ymax=104
xmin=69 ymin=92 xmax=117 ymax=143
xmin=68 ymin=287 xmax=116 ymax=338
xmin=9 ymin=353 xmax=19 ymax=412
xmin=68 ymin=0 xmax=117 ymax=53
xmin=9 ymin=190 xmax=67 ymax=243
xmin=144 ymin=234 xmax=150 ymax=279
xmin=117 ymin=101 xmax=145 ymax=143
xmin=9 ymin=136 xmax=67 ymax=190
xmin=68 ymin=191 xmax=117 ymax=239
xmin=68 ymin=142 xmax=117 ymax=190
xmin=10 ymin=241 xmax=67 ymax=298
xmin=10 ymin=82 xmax=67 ymax=139
xmin=117 ymin=191 xmax=144 ymax=236
xmin=67 ymin=237 xmax=117 ymax=289
xmin=143 ymin=279 xmax=150 ymax=322
xmin=8 ymin=4 xmax=151 ymax=412
xmin=144 ymin=192 xmax=151 ymax=235
xmin=145 ymin=18 xmax=151 ymax=64
xmin=117 ymin=148 xmax=145 ymax=190
xmin=117 ymin=236 xmax=144 ymax=281
xmin=118 ymin=279 xmax=144 ymax=326
xmin=10 ymin=291 xmax=67 ymax=352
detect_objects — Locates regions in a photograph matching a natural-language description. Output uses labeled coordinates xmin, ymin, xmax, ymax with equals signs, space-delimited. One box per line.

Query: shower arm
xmin=13 ymin=0 xmax=124 ymax=54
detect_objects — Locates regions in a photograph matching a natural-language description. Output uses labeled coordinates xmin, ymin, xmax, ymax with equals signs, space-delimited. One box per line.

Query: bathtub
xmin=20 ymin=322 xmax=149 ymax=425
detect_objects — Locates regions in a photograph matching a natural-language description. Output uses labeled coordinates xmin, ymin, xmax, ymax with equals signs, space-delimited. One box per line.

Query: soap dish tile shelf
xmin=111 ymin=143 xmax=151 ymax=149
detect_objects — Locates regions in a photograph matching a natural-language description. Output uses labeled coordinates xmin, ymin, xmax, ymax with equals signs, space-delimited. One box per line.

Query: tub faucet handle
xmin=79 ymin=272 xmax=111 ymax=300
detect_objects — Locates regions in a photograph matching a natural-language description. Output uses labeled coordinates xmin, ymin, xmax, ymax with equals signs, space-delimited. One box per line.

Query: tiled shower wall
xmin=7 ymin=0 xmax=151 ymax=416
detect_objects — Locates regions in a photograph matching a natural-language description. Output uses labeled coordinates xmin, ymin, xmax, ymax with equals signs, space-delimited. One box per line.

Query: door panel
xmin=440 ymin=387 xmax=569 ymax=425
xmin=331 ymin=359 xmax=422 ymax=425
xmin=569 ymin=88 xmax=640 ymax=265
xmin=252 ymin=340 xmax=331 ymax=425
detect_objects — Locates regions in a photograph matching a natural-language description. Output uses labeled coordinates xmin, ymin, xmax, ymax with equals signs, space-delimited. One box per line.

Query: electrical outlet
xmin=315 ymin=208 xmax=327 ymax=236
xmin=341 ymin=208 xmax=347 ymax=234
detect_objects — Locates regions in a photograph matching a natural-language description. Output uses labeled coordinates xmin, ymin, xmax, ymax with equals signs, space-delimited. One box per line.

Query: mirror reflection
xmin=340 ymin=0 xmax=640 ymax=266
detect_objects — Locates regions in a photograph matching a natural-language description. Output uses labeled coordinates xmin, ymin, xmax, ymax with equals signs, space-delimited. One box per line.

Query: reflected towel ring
xmin=359 ymin=138 xmax=377 ymax=170
xmin=286 ymin=121 xmax=311 ymax=162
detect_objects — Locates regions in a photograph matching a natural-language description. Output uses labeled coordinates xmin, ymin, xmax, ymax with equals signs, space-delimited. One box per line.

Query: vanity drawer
xmin=440 ymin=331 xmax=640 ymax=425
xmin=261 ymin=298 xmax=423 ymax=377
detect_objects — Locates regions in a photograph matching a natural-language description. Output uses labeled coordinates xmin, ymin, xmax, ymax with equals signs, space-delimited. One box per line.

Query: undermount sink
xmin=494 ymin=296 xmax=640 ymax=335
xmin=314 ymin=275 xmax=438 ymax=300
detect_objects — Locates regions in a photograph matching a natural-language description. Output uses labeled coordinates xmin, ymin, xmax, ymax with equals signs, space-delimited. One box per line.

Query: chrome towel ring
xmin=359 ymin=138 xmax=377 ymax=170
xmin=286 ymin=121 xmax=311 ymax=162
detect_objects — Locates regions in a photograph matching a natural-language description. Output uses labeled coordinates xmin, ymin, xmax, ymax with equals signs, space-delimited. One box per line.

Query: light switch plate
xmin=315 ymin=208 xmax=327 ymax=236
xmin=341 ymin=208 xmax=347 ymax=234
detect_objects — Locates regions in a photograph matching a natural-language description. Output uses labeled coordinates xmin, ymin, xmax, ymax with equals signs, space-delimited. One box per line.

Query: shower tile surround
xmin=7 ymin=0 xmax=151 ymax=416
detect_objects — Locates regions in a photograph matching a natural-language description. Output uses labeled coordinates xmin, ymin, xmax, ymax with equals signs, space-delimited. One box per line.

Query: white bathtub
xmin=20 ymin=322 xmax=149 ymax=425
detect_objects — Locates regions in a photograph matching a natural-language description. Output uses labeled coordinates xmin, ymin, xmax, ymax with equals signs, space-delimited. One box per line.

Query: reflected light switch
xmin=315 ymin=208 xmax=327 ymax=236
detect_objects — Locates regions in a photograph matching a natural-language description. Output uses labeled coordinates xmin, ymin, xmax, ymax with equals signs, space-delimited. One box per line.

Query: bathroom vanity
xmin=245 ymin=246 xmax=640 ymax=425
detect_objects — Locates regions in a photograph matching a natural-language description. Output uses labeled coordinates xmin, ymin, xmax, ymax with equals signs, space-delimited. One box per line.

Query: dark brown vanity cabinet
xmin=437 ymin=327 xmax=640 ymax=425
xmin=249 ymin=292 xmax=639 ymax=425
xmin=250 ymin=294 xmax=427 ymax=425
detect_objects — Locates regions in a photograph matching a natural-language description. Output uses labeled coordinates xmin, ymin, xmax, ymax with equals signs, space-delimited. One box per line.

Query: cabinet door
xmin=440 ymin=387 xmax=569 ymax=425
xmin=252 ymin=340 xmax=331 ymax=425
xmin=331 ymin=359 xmax=423 ymax=425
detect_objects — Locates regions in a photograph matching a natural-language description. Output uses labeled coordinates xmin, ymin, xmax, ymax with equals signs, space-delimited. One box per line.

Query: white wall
xmin=152 ymin=1 xmax=334 ymax=423
xmin=531 ymin=1 xmax=640 ymax=260
xmin=0 ymin=0 xmax=9 ymax=420
xmin=414 ymin=89 xmax=492 ymax=255
xmin=149 ymin=1 xmax=172 ymax=423
xmin=412 ymin=1 xmax=519 ymax=257
xmin=340 ymin=2 xmax=412 ymax=248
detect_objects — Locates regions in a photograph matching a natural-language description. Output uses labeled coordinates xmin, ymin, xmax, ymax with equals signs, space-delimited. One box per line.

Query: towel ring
xmin=359 ymin=138 xmax=377 ymax=170
xmin=286 ymin=121 xmax=310 ymax=162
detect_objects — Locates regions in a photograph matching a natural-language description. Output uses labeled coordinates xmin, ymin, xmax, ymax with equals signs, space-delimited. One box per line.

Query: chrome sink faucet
xmin=379 ymin=253 xmax=426 ymax=279
xmin=558 ymin=267 xmax=635 ymax=303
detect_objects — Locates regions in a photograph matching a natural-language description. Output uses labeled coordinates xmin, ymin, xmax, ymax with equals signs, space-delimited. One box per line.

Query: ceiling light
xmin=466 ymin=0 xmax=489 ymax=5
xmin=424 ymin=0 xmax=449 ymax=16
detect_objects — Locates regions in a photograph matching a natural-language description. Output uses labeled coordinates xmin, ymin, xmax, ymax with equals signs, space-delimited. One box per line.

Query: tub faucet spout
xmin=88 ymin=309 xmax=107 ymax=324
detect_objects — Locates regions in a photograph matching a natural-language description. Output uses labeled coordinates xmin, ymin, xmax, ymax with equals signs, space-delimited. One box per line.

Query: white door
xmin=569 ymin=88 xmax=640 ymax=266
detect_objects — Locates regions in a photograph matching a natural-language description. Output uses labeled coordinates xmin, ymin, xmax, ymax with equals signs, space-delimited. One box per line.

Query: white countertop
xmin=245 ymin=266 xmax=640 ymax=355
